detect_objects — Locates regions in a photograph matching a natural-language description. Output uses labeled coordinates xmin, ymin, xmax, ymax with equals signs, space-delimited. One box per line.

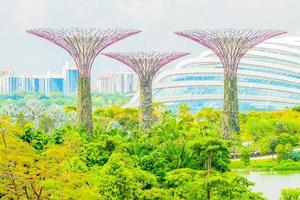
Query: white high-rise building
xmin=0 ymin=69 xmax=22 ymax=94
xmin=0 ymin=69 xmax=12 ymax=94
xmin=97 ymin=76 xmax=111 ymax=93
xmin=0 ymin=62 xmax=79 ymax=95
xmin=22 ymin=72 xmax=34 ymax=92
xmin=0 ymin=69 xmax=48 ymax=94
xmin=96 ymin=71 xmax=137 ymax=94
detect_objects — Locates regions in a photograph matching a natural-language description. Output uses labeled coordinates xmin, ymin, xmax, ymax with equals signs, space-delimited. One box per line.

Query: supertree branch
xmin=103 ymin=52 xmax=189 ymax=80
xmin=175 ymin=29 xmax=286 ymax=76
xmin=27 ymin=28 xmax=140 ymax=133
xmin=103 ymin=52 xmax=189 ymax=131
xmin=27 ymin=28 xmax=141 ymax=77
xmin=175 ymin=29 xmax=286 ymax=139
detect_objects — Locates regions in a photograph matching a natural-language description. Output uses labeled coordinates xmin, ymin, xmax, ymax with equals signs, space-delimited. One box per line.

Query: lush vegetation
xmin=1 ymin=103 xmax=300 ymax=199
xmin=231 ymin=158 xmax=300 ymax=171
xmin=280 ymin=187 xmax=300 ymax=200
xmin=0 ymin=92 xmax=130 ymax=109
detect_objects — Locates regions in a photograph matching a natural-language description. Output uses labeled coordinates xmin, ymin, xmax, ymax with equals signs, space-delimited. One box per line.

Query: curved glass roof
xmin=128 ymin=36 xmax=300 ymax=112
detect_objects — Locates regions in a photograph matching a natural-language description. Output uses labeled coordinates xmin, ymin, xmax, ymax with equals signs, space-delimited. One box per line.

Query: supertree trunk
xmin=77 ymin=74 xmax=93 ymax=133
xmin=139 ymin=77 xmax=153 ymax=131
xmin=223 ymin=75 xmax=240 ymax=139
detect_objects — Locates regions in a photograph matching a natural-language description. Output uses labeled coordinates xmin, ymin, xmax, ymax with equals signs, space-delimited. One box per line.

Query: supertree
xmin=27 ymin=28 xmax=140 ymax=133
xmin=103 ymin=52 xmax=189 ymax=131
xmin=175 ymin=29 xmax=286 ymax=139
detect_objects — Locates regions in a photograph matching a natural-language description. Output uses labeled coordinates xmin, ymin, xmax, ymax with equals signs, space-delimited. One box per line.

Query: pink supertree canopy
xmin=27 ymin=28 xmax=141 ymax=77
xmin=175 ymin=29 xmax=287 ymax=76
xmin=102 ymin=52 xmax=189 ymax=79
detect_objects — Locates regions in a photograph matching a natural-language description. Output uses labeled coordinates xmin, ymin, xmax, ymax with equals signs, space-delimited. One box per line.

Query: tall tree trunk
xmin=139 ymin=77 xmax=153 ymax=131
xmin=1 ymin=130 xmax=7 ymax=148
xmin=223 ymin=75 xmax=240 ymax=139
xmin=207 ymin=189 xmax=211 ymax=200
xmin=207 ymin=152 xmax=212 ymax=176
xmin=77 ymin=74 xmax=93 ymax=133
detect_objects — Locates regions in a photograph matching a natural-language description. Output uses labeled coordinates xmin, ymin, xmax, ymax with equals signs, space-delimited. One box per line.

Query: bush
xmin=281 ymin=187 xmax=300 ymax=200
xmin=20 ymin=124 xmax=49 ymax=150
xmin=239 ymin=147 xmax=252 ymax=166
xmin=281 ymin=151 xmax=300 ymax=161
xmin=273 ymin=160 xmax=300 ymax=171
xmin=80 ymin=135 xmax=119 ymax=167
xmin=230 ymin=159 xmax=300 ymax=171
xmin=50 ymin=128 xmax=65 ymax=145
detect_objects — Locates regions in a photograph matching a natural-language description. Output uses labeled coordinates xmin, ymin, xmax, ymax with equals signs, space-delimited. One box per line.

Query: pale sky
xmin=1 ymin=0 xmax=300 ymax=81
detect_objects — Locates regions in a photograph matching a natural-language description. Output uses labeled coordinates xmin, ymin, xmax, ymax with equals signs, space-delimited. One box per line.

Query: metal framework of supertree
xmin=27 ymin=28 xmax=141 ymax=133
xmin=103 ymin=52 xmax=189 ymax=131
xmin=175 ymin=29 xmax=286 ymax=139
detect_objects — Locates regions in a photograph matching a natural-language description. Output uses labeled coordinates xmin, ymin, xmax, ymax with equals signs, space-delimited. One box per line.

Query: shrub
xmin=280 ymin=187 xmax=300 ymax=200
xmin=20 ymin=124 xmax=49 ymax=150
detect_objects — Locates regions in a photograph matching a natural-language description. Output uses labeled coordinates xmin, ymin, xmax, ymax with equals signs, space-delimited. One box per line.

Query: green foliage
xmin=188 ymin=138 xmax=230 ymax=173
xmin=276 ymin=144 xmax=293 ymax=162
xmin=51 ymin=128 xmax=65 ymax=145
xmin=0 ymin=118 xmax=44 ymax=199
xmin=20 ymin=123 xmax=49 ymax=150
xmin=88 ymin=153 xmax=159 ymax=200
xmin=280 ymin=187 xmax=300 ymax=200
xmin=1 ymin=105 xmax=300 ymax=199
xmin=164 ymin=169 xmax=264 ymax=200
xmin=231 ymin=159 xmax=300 ymax=171
xmin=281 ymin=151 xmax=300 ymax=161
xmin=278 ymin=133 xmax=299 ymax=147
xmin=0 ymin=92 xmax=130 ymax=109
xmin=273 ymin=160 xmax=300 ymax=171
xmin=139 ymin=188 xmax=173 ymax=200
xmin=80 ymin=135 xmax=120 ymax=167
xmin=239 ymin=146 xmax=252 ymax=166
xmin=38 ymin=113 xmax=55 ymax=133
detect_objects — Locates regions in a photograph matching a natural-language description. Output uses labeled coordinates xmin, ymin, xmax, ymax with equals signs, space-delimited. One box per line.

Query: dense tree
xmin=239 ymin=146 xmax=252 ymax=166
xmin=0 ymin=105 xmax=300 ymax=199
xmin=164 ymin=169 xmax=264 ymax=200
xmin=189 ymin=138 xmax=230 ymax=174
xmin=0 ymin=118 xmax=45 ymax=199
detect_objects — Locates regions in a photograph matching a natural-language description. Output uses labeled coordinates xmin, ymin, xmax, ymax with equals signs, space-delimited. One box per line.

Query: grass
xmin=230 ymin=159 xmax=300 ymax=171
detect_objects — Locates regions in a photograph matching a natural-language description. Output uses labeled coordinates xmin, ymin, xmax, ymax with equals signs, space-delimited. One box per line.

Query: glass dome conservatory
xmin=128 ymin=36 xmax=300 ymax=113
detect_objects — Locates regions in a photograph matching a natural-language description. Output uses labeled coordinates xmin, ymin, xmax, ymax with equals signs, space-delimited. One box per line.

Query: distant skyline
xmin=1 ymin=0 xmax=300 ymax=82
xmin=2 ymin=61 xmax=135 ymax=77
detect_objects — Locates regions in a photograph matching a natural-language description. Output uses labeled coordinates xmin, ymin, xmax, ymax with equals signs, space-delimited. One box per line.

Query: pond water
xmin=240 ymin=171 xmax=300 ymax=200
